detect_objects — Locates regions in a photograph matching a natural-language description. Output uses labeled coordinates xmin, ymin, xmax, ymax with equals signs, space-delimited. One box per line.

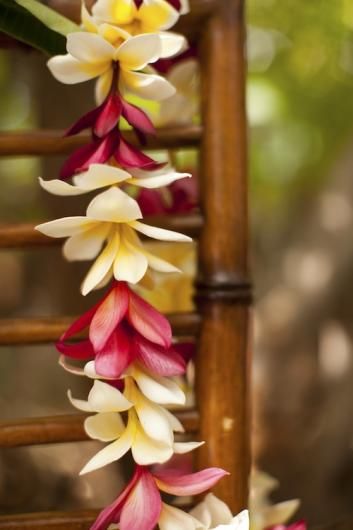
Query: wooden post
xmin=195 ymin=0 xmax=251 ymax=513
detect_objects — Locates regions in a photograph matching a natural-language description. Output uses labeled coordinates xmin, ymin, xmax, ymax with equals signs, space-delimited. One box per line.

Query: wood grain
xmin=195 ymin=0 xmax=251 ymax=514
xmin=0 ymin=313 xmax=201 ymax=345
xmin=0 ymin=126 xmax=201 ymax=157
xmin=0 ymin=215 xmax=202 ymax=248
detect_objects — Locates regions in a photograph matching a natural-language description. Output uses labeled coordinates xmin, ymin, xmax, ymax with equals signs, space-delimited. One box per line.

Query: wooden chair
xmin=0 ymin=0 xmax=250 ymax=527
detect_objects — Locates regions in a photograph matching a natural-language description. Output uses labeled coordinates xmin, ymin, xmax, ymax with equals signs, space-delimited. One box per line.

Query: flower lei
xmin=34 ymin=1 xmax=305 ymax=529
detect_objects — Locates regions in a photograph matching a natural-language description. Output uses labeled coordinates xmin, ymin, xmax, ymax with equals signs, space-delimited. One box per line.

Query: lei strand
xmin=32 ymin=1 xmax=301 ymax=529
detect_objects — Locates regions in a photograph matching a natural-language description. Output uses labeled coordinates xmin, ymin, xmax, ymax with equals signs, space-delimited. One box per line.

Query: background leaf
xmin=15 ymin=0 xmax=80 ymax=36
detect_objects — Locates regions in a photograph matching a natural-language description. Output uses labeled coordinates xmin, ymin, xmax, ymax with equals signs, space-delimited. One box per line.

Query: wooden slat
xmin=0 ymin=214 xmax=202 ymax=249
xmin=0 ymin=313 xmax=200 ymax=345
xmin=0 ymin=126 xmax=201 ymax=157
xmin=0 ymin=509 xmax=97 ymax=530
xmin=0 ymin=409 xmax=199 ymax=447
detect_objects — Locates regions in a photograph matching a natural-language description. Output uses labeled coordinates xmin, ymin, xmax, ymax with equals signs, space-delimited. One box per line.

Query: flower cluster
xmin=36 ymin=1 xmax=250 ymax=529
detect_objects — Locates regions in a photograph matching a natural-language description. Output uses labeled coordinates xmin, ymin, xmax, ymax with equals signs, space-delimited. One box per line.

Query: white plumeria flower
xmin=69 ymin=372 xmax=203 ymax=475
xmin=39 ymin=163 xmax=191 ymax=197
xmin=157 ymin=58 xmax=199 ymax=127
xmin=159 ymin=494 xmax=249 ymax=530
xmin=249 ymin=470 xmax=300 ymax=530
xmin=47 ymin=30 xmax=178 ymax=104
xmin=36 ymin=186 xmax=191 ymax=294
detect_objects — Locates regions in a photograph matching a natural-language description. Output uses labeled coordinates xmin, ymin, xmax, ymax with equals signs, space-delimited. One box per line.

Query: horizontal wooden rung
xmin=0 ymin=313 xmax=201 ymax=345
xmin=0 ymin=126 xmax=201 ymax=157
xmin=0 ymin=215 xmax=202 ymax=249
xmin=0 ymin=509 xmax=98 ymax=530
xmin=0 ymin=409 xmax=199 ymax=447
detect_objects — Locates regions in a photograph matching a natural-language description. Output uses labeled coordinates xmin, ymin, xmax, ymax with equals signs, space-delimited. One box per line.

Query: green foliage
xmin=0 ymin=0 xmax=79 ymax=55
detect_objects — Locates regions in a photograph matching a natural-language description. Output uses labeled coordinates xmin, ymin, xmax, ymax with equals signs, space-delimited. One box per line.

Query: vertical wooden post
xmin=195 ymin=0 xmax=251 ymax=513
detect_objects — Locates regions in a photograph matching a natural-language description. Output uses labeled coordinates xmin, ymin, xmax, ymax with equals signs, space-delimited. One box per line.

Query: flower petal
xmin=88 ymin=380 xmax=132 ymax=412
xmin=81 ymin=231 xmax=120 ymax=296
xmin=121 ymin=70 xmax=175 ymax=101
xmin=115 ymin=137 xmax=161 ymax=170
xmin=95 ymin=327 xmax=133 ymax=379
xmin=130 ymin=220 xmax=192 ymax=242
xmin=95 ymin=93 xmax=123 ymax=137
xmin=132 ymin=422 xmax=173 ymax=465
xmin=159 ymin=503 xmax=202 ymax=530
xmin=96 ymin=68 xmax=114 ymax=104
xmin=134 ymin=336 xmax=186 ymax=376
xmin=173 ymin=441 xmax=205 ymax=454
xmin=35 ymin=217 xmax=94 ymax=238
xmin=47 ymin=54 xmax=105 ymax=84
xmin=154 ymin=468 xmax=229 ymax=496
xmin=84 ymin=411 xmax=126 ymax=441
xmin=129 ymin=171 xmax=190 ymax=189
xmin=80 ymin=426 xmax=133 ymax=474
xmin=116 ymin=33 xmax=162 ymax=70
xmin=73 ymin=164 xmax=131 ymax=190
xmin=128 ymin=289 xmax=172 ymax=347
xmin=138 ymin=0 xmax=179 ymax=31
xmin=262 ymin=500 xmax=301 ymax=528
xmin=56 ymin=339 xmax=94 ymax=360
xmin=87 ymin=187 xmax=142 ymax=223
xmin=67 ymin=32 xmax=115 ymax=64
xmin=131 ymin=365 xmax=185 ymax=405
xmin=92 ymin=0 xmax=136 ymax=25
xmin=63 ymin=223 xmax=110 ymax=261
xmin=145 ymin=250 xmax=180 ymax=274
xmin=90 ymin=281 xmax=129 ymax=351
xmin=113 ymin=237 xmax=149 ymax=284
xmin=67 ymin=389 xmax=92 ymax=412
xmin=120 ymin=467 xmax=162 ymax=530
xmin=191 ymin=494 xmax=233 ymax=528
xmin=122 ymin=99 xmax=155 ymax=135
xmin=158 ymin=32 xmax=187 ymax=58
xmin=39 ymin=177 xmax=87 ymax=196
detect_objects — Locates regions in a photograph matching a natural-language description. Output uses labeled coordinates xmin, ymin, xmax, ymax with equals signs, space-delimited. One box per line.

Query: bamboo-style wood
xmin=0 ymin=313 xmax=200 ymax=345
xmin=0 ymin=214 xmax=202 ymax=248
xmin=195 ymin=0 xmax=251 ymax=514
xmin=0 ymin=409 xmax=199 ymax=447
xmin=0 ymin=510 xmax=97 ymax=530
xmin=0 ymin=126 xmax=201 ymax=157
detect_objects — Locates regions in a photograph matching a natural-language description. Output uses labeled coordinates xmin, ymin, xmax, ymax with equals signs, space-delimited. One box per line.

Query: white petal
xmin=73 ymin=164 xmax=131 ymax=190
xmin=131 ymin=366 xmax=186 ymax=406
xmin=158 ymin=32 xmax=187 ymax=59
xmin=63 ymin=223 xmax=110 ymax=261
xmin=191 ymin=494 xmax=233 ymax=528
xmin=132 ymin=423 xmax=173 ymax=465
xmin=67 ymin=389 xmax=93 ymax=412
xmin=121 ymin=70 xmax=176 ymax=101
xmin=162 ymin=408 xmax=184 ymax=433
xmin=92 ymin=0 xmax=136 ymax=24
xmin=173 ymin=440 xmax=205 ymax=454
xmin=87 ymin=187 xmax=142 ymax=223
xmin=81 ymin=231 xmax=119 ymax=296
xmin=145 ymin=250 xmax=180 ymax=274
xmin=128 ymin=171 xmax=191 ymax=189
xmin=131 ymin=220 xmax=192 ymax=242
xmin=35 ymin=217 xmax=94 ymax=238
xmin=39 ymin=177 xmax=87 ymax=196
xmin=84 ymin=412 xmax=125 ymax=441
xmin=229 ymin=511 xmax=250 ymax=530
xmin=88 ymin=380 xmax=133 ymax=412
xmin=113 ymin=238 xmax=148 ymax=284
xmin=47 ymin=54 xmax=105 ymax=84
xmin=80 ymin=427 xmax=132 ymax=475
xmin=159 ymin=503 xmax=202 ymax=530
xmin=116 ymin=33 xmax=162 ymax=70
xmin=95 ymin=68 xmax=113 ymax=104
xmin=67 ymin=32 xmax=115 ymax=64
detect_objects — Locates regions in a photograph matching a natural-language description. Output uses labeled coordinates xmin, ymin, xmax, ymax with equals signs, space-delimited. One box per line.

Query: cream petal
xmin=79 ymin=427 xmax=133 ymax=475
xmin=47 ymin=55 xmax=105 ymax=84
xmin=191 ymin=494 xmax=233 ymax=528
xmin=67 ymin=32 xmax=115 ymax=64
xmin=94 ymin=265 xmax=114 ymax=291
xmin=159 ymin=503 xmax=202 ymax=530
xmin=63 ymin=223 xmax=110 ymax=261
xmin=130 ymin=220 xmax=192 ymax=242
xmin=128 ymin=171 xmax=191 ymax=189
xmin=115 ymin=33 xmax=162 ymax=70
xmin=84 ymin=412 xmax=126 ymax=441
xmin=59 ymin=356 xmax=86 ymax=376
xmin=173 ymin=441 xmax=205 ymax=454
xmin=168 ymin=59 xmax=199 ymax=92
xmin=67 ymin=389 xmax=93 ymax=412
xmin=145 ymin=250 xmax=180 ymax=274
xmin=73 ymin=164 xmax=131 ymax=190
xmin=113 ymin=238 xmax=148 ymax=284
xmin=138 ymin=0 xmax=179 ymax=31
xmin=81 ymin=231 xmax=120 ymax=296
xmin=262 ymin=500 xmax=301 ymax=527
xmin=87 ymin=187 xmax=142 ymax=223
xmin=121 ymin=70 xmax=176 ymax=101
xmin=39 ymin=177 xmax=87 ymax=196
xmin=81 ymin=2 xmax=98 ymax=32
xmin=35 ymin=217 xmax=95 ymax=238
xmin=88 ymin=380 xmax=133 ymax=412
xmin=92 ymin=0 xmax=136 ymax=24
xmin=131 ymin=366 xmax=186 ymax=405
xmin=161 ymin=408 xmax=185 ymax=433
xmin=95 ymin=68 xmax=113 ymax=104
xmin=158 ymin=32 xmax=187 ymax=59
xmin=229 ymin=511 xmax=250 ymax=530
xmin=132 ymin=423 xmax=173 ymax=465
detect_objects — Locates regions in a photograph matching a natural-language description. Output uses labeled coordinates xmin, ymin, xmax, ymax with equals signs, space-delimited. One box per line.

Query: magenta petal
xmin=55 ymin=339 xmax=94 ymax=360
xmin=173 ymin=342 xmax=195 ymax=363
xmin=135 ymin=336 xmax=186 ymax=376
xmin=91 ymin=467 xmax=141 ymax=530
xmin=95 ymin=328 xmax=133 ymax=379
xmin=114 ymin=137 xmax=160 ymax=170
xmin=166 ymin=0 xmax=182 ymax=10
xmin=61 ymin=305 xmax=99 ymax=342
xmin=154 ymin=467 xmax=229 ymax=496
xmin=95 ymin=94 xmax=122 ymax=138
xmin=120 ymin=468 xmax=162 ymax=530
xmin=127 ymin=290 xmax=172 ymax=348
xmin=138 ymin=189 xmax=167 ymax=216
xmin=65 ymin=105 xmax=102 ymax=137
xmin=90 ymin=282 xmax=129 ymax=352
xmin=122 ymin=100 xmax=155 ymax=135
